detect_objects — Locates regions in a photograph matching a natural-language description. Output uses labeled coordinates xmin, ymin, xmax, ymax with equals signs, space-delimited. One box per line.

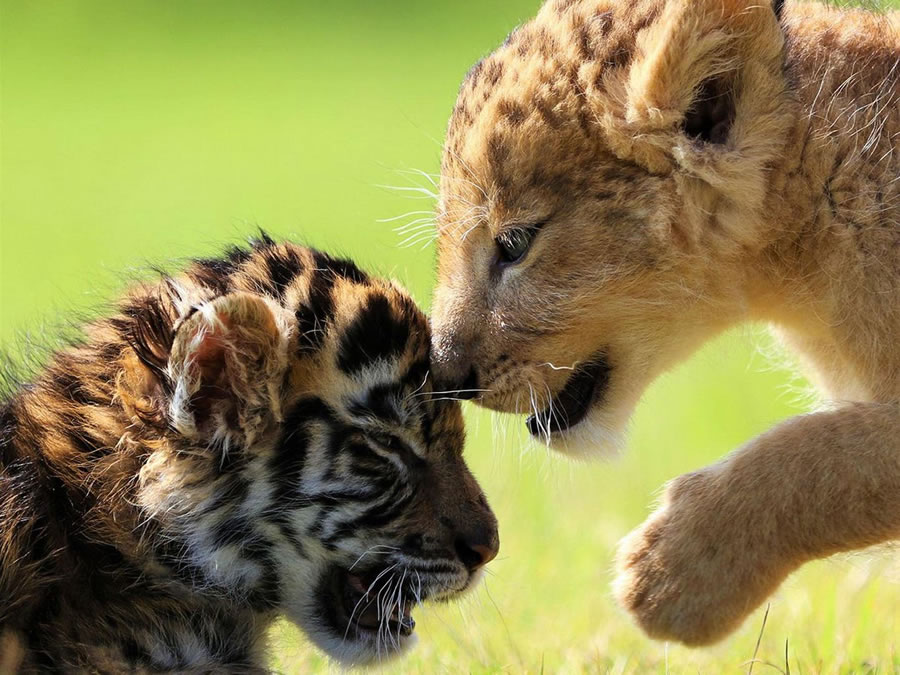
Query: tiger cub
xmin=0 ymin=235 xmax=498 ymax=672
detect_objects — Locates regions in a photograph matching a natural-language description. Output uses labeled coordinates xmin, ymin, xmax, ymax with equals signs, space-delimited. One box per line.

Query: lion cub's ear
xmin=615 ymin=0 xmax=790 ymax=210
xmin=167 ymin=293 xmax=293 ymax=448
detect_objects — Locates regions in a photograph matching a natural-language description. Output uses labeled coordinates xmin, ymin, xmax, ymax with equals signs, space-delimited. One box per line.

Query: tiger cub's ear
xmin=167 ymin=293 xmax=293 ymax=448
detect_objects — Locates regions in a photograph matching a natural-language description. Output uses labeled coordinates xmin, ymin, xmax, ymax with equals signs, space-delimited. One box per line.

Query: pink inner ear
xmin=189 ymin=318 xmax=235 ymax=425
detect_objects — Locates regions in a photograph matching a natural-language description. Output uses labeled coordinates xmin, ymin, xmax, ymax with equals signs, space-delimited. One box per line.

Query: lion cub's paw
xmin=613 ymin=469 xmax=779 ymax=646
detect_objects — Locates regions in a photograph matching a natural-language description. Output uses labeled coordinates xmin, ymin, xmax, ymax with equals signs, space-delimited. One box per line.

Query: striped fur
xmin=0 ymin=235 xmax=498 ymax=671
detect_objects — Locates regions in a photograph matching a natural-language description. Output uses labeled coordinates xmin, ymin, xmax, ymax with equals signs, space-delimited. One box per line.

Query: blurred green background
xmin=1 ymin=1 xmax=897 ymax=672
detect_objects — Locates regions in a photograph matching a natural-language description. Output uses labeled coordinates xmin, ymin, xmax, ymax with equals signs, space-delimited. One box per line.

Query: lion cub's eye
xmin=495 ymin=224 xmax=543 ymax=265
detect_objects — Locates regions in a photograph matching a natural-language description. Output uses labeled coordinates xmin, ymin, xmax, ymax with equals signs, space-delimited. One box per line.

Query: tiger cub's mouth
xmin=527 ymin=354 xmax=611 ymax=436
xmin=325 ymin=565 xmax=417 ymax=641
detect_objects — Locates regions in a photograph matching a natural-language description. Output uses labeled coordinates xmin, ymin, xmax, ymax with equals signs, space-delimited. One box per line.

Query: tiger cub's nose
xmin=454 ymin=522 xmax=499 ymax=572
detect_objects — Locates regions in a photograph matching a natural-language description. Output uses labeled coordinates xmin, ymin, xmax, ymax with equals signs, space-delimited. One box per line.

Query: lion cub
xmin=429 ymin=0 xmax=899 ymax=646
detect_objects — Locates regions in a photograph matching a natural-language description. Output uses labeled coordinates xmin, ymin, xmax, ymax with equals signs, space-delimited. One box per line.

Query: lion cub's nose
xmin=433 ymin=364 xmax=479 ymax=400
xmin=431 ymin=330 xmax=481 ymax=397
xmin=447 ymin=366 xmax=480 ymax=400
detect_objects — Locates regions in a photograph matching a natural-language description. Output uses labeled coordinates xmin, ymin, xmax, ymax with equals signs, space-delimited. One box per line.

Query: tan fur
xmin=431 ymin=0 xmax=899 ymax=645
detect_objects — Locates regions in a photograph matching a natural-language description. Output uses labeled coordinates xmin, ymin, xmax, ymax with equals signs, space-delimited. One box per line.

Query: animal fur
xmin=430 ymin=0 xmax=899 ymax=645
xmin=0 ymin=236 xmax=498 ymax=671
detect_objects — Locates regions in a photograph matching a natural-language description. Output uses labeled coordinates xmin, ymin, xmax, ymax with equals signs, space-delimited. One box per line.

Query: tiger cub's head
xmin=121 ymin=241 xmax=498 ymax=665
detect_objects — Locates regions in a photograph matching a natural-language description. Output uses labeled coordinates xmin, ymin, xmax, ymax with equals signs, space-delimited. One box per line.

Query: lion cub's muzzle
xmin=433 ymin=336 xmax=613 ymax=437
xmin=526 ymin=356 xmax=611 ymax=437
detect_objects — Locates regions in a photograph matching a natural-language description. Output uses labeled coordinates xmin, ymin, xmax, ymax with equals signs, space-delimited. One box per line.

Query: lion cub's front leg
xmin=614 ymin=403 xmax=900 ymax=645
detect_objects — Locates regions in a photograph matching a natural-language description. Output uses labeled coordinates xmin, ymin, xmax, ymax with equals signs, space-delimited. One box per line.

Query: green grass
xmin=1 ymin=1 xmax=898 ymax=672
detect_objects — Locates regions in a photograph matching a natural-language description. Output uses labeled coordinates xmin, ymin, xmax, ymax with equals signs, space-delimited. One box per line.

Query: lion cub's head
xmin=431 ymin=0 xmax=792 ymax=454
